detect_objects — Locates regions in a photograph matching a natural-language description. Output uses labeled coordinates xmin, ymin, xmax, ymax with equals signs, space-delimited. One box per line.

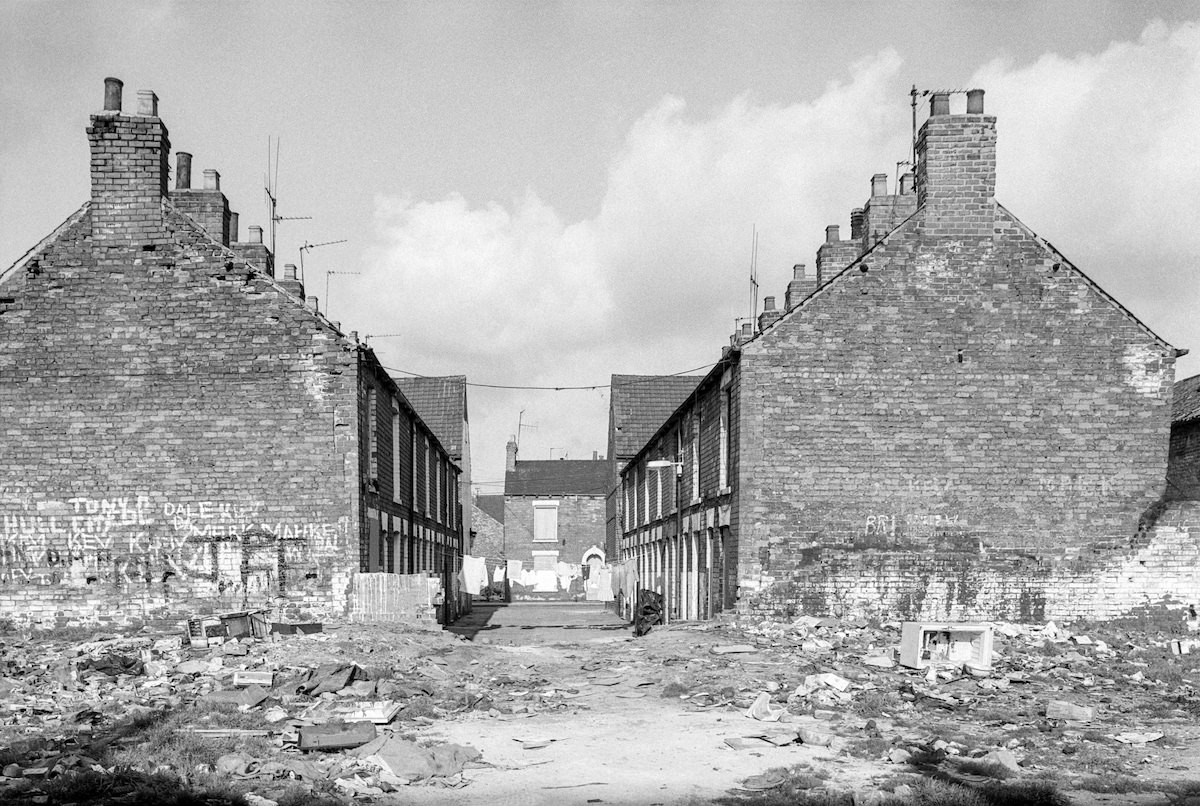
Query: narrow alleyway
xmin=447 ymin=601 xmax=629 ymax=644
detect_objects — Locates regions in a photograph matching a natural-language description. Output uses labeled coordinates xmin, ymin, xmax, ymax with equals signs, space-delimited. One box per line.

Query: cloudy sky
xmin=2 ymin=1 xmax=1198 ymax=493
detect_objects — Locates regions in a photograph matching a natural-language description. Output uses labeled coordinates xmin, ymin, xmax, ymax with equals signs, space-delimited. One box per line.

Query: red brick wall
xmin=0 ymin=204 xmax=363 ymax=628
xmin=735 ymin=202 xmax=1177 ymax=621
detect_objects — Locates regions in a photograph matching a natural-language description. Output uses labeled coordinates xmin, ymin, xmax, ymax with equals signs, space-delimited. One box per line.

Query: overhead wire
xmin=379 ymin=361 xmax=716 ymax=392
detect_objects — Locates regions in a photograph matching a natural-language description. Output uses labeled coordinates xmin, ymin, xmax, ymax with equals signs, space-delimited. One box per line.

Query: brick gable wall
xmin=736 ymin=203 xmax=1178 ymax=621
xmin=0 ymin=203 xmax=362 ymax=628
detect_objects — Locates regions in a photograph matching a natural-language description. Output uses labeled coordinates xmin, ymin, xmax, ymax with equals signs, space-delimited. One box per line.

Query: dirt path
xmin=402 ymin=603 xmax=895 ymax=804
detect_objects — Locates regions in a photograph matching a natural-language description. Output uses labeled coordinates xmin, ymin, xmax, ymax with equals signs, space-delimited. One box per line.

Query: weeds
xmin=2 ymin=767 xmax=246 ymax=806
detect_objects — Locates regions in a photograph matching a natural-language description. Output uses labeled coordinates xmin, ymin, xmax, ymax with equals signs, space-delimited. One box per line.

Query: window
xmin=391 ymin=401 xmax=401 ymax=503
xmin=719 ymin=388 xmax=731 ymax=490
xmin=367 ymin=388 xmax=378 ymax=481
xmin=623 ymin=478 xmax=632 ymax=532
xmin=654 ymin=464 xmax=662 ymax=519
xmin=641 ymin=465 xmax=649 ymax=526
xmin=691 ymin=413 xmax=701 ymax=500
xmin=434 ymin=454 xmax=441 ymax=521
xmin=424 ymin=437 xmax=432 ymax=515
xmin=532 ymin=551 xmax=558 ymax=572
xmin=533 ymin=500 xmax=559 ymax=542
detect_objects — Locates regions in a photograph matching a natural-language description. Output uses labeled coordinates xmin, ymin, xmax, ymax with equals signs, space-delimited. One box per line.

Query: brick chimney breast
xmin=170 ymin=162 xmax=232 ymax=246
xmin=758 ymin=296 xmax=784 ymax=331
xmin=87 ymin=78 xmax=170 ymax=250
xmin=785 ymin=264 xmax=819 ymax=310
xmin=915 ymin=88 xmax=995 ymax=235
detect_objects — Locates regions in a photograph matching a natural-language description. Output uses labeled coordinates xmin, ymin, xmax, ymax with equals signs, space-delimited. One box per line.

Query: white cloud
xmin=356 ymin=23 xmax=1200 ymax=487
xmin=973 ymin=20 xmax=1200 ymax=343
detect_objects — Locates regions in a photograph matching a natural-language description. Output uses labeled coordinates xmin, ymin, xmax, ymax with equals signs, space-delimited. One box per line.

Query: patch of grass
xmin=29 ymin=625 xmax=106 ymax=643
xmin=0 ymin=767 xmax=247 ymax=806
xmin=853 ymin=689 xmax=904 ymax=718
xmin=274 ymin=782 xmax=345 ymax=806
xmin=976 ymin=779 xmax=1070 ymax=806
xmin=1075 ymin=774 xmax=1161 ymax=794
xmin=844 ymin=736 xmax=892 ymax=759
xmin=661 ymin=681 xmax=690 ymax=698
xmin=952 ymin=759 xmax=1016 ymax=781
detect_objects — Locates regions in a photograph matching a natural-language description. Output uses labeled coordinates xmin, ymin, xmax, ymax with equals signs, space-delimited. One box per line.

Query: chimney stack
xmin=871 ymin=173 xmax=888 ymax=197
xmin=915 ymin=87 xmax=995 ymax=235
xmin=170 ymin=161 xmax=232 ymax=245
xmin=757 ymin=296 xmax=783 ymax=331
xmin=506 ymin=439 xmax=519 ymax=472
xmin=136 ymin=89 xmax=158 ymax=117
xmin=175 ymin=152 xmax=192 ymax=190
xmin=849 ymin=208 xmax=864 ymax=240
xmin=102 ymin=77 xmax=123 ymax=112
xmin=88 ymin=77 xmax=170 ymax=249
xmin=277 ymin=263 xmax=305 ymax=298
xmin=230 ymin=223 xmax=274 ymax=277
xmin=899 ymin=172 xmax=914 ymax=195
xmin=966 ymin=88 xmax=985 ymax=114
xmin=825 ymin=225 xmax=840 ymax=243
xmin=785 ymin=264 xmax=819 ymax=310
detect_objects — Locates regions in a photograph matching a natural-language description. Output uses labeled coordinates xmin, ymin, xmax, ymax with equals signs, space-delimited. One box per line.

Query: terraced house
xmin=620 ymin=89 xmax=1196 ymax=624
xmin=0 ymin=78 xmax=463 ymax=628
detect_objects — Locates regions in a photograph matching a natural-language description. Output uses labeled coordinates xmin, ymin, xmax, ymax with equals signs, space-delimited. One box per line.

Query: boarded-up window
xmin=532 ymin=552 xmax=558 ymax=572
xmin=367 ymin=512 xmax=381 ymax=572
xmin=533 ymin=501 xmax=558 ymax=543
xmin=391 ymin=401 xmax=401 ymax=503
xmin=367 ymin=388 xmax=378 ymax=481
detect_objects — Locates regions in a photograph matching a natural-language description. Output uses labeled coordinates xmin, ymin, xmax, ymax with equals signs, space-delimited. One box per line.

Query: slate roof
xmin=505 ymin=460 xmax=610 ymax=497
xmin=1174 ymin=373 xmax=1200 ymax=424
xmin=475 ymin=494 xmax=505 ymax=524
xmin=396 ymin=376 xmax=467 ymax=458
xmin=609 ymin=374 xmax=703 ymax=459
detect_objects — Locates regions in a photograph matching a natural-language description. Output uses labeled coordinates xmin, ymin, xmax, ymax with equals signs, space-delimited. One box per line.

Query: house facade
xmin=1169 ymin=374 xmax=1200 ymax=501
xmin=605 ymin=374 xmax=702 ymax=561
xmin=0 ymin=78 xmax=461 ymax=629
xmin=621 ymin=89 xmax=1193 ymax=623
xmin=504 ymin=441 xmax=608 ymax=600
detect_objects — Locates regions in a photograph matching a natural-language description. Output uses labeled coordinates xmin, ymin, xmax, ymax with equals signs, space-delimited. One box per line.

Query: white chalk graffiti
xmin=0 ymin=495 xmax=348 ymax=587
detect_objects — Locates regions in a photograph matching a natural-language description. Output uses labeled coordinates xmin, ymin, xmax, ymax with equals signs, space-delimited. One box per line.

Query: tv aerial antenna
xmin=264 ymin=138 xmax=311 ymax=260
xmin=748 ymin=225 xmax=759 ymax=323
xmin=295 ymin=239 xmax=351 ymax=310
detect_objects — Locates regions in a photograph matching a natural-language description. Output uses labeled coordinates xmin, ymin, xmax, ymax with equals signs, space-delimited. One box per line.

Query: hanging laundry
xmin=534 ymin=569 xmax=557 ymax=592
xmin=596 ymin=567 xmax=614 ymax=602
xmin=554 ymin=561 xmax=575 ymax=591
xmin=460 ymin=555 xmax=489 ymax=594
xmin=491 ymin=564 xmax=506 ymax=585
xmin=507 ymin=559 xmax=524 ymax=585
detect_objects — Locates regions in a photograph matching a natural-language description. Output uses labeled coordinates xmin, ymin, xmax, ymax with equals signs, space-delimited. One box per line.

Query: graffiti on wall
xmin=0 ymin=495 xmax=349 ymax=590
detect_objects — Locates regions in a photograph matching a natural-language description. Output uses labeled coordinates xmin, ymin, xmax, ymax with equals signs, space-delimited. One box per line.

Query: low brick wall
xmin=347 ymin=572 xmax=439 ymax=628
xmin=742 ymin=501 xmax=1200 ymax=622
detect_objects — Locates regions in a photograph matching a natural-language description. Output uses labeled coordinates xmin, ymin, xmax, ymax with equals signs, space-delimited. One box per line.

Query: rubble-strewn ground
xmin=2 ymin=602 xmax=1199 ymax=805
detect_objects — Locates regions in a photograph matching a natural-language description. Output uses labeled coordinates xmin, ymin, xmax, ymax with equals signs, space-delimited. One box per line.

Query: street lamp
xmin=646 ymin=459 xmax=683 ymax=476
